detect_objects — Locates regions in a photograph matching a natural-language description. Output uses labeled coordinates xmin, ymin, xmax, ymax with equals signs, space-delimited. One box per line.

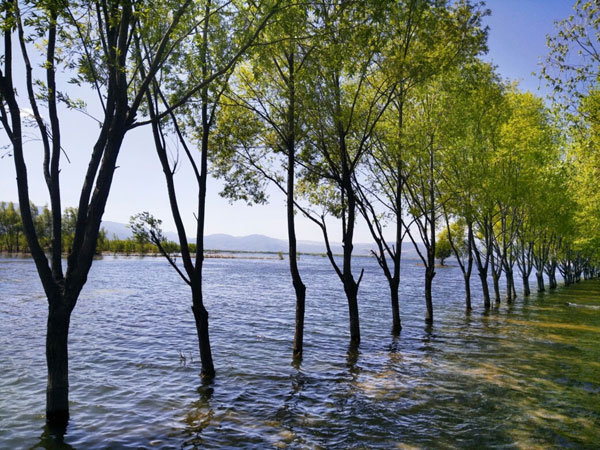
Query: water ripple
xmin=1 ymin=255 xmax=599 ymax=448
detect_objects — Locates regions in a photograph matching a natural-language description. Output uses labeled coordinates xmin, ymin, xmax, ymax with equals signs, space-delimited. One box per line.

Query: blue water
xmin=1 ymin=255 xmax=599 ymax=448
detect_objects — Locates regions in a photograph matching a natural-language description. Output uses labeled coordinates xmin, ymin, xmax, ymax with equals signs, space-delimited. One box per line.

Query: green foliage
xmin=435 ymin=229 xmax=452 ymax=265
xmin=541 ymin=0 xmax=600 ymax=117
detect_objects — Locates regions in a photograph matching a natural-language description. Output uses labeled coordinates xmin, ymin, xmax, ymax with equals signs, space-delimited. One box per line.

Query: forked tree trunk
xmin=46 ymin=301 xmax=71 ymax=426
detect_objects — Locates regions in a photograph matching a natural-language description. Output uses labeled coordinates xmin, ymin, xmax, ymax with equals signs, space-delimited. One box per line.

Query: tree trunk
xmin=511 ymin=273 xmax=517 ymax=299
xmin=425 ymin=268 xmax=434 ymax=323
xmin=286 ymin=51 xmax=307 ymax=360
xmin=390 ymin=278 xmax=401 ymax=335
xmin=464 ymin=273 xmax=472 ymax=311
xmin=549 ymin=269 xmax=557 ymax=289
xmin=492 ymin=273 xmax=501 ymax=303
xmin=522 ymin=275 xmax=531 ymax=296
xmin=506 ymin=269 xmax=516 ymax=303
xmin=478 ymin=269 xmax=491 ymax=309
xmin=46 ymin=302 xmax=71 ymax=427
xmin=345 ymin=280 xmax=360 ymax=345
xmin=191 ymin=299 xmax=215 ymax=380
xmin=292 ymin=278 xmax=306 ymax=358
xmin=536 ymin=271 xmax=545 ymax=292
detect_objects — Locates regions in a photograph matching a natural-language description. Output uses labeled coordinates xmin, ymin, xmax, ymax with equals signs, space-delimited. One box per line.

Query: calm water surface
xmin=0 ymin=255 xmax=599 ymax=448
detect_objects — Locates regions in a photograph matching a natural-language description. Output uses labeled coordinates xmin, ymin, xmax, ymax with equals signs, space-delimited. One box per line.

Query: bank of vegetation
xmin=1 ymin=0 xmax=599 ymax=428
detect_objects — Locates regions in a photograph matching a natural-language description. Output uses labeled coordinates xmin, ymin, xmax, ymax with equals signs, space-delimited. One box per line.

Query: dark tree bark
xmin=536 ymin=271 xmax=545 ymax=292
xmin=424 ymin=265 xmax=434 ymax=323
xmin=136 ymin=0 xmax=277 ymax=377
xmin=286 ymin=52 xmax=307 ymax=359
xmin=492 ymin=270 xmax=501 ymax=303
xmin=45 ymin=301 xmax=71 ymax=425
xmin=522 ymin=275 xmax=531 ymax=296
xmin=0 ymin=0 xmax=206 ymax=425
xmin=464 ymin=273 xmax=472 ymax=311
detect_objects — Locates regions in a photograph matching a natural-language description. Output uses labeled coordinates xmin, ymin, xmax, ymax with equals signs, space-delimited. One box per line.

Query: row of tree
xmin=1 ymin=0 xmax=599 ymax=428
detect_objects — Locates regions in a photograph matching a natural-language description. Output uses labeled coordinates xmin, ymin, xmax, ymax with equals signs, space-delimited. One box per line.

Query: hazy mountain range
xmin=101 ymin=220 xmax=421 ymax=257
xmin=4 ymin=203 xmax=421 ymax=257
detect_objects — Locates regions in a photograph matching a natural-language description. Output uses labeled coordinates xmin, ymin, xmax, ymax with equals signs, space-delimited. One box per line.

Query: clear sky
xmin=0 ymin=0 xmax=577 ymax=242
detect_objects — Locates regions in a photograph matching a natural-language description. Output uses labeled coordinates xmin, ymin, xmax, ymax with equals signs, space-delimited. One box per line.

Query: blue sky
xmin=0 ymin=0 xmax=577 ymax=242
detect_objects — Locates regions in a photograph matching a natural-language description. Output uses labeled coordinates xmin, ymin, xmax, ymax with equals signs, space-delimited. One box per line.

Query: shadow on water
xmin=32 ymin=423 xmax=74 ymax=450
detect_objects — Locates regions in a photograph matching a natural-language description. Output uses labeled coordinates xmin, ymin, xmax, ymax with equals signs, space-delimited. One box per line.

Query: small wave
xmin=566 ymin=302 xmax=600 ymax=310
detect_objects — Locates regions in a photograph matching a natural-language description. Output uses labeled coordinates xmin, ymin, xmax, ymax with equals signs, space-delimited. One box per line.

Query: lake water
xmin=1 ymin=255 xmax=599 ymax=448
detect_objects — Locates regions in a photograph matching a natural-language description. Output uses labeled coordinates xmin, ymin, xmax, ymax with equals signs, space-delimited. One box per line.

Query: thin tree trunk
xmin=191 ymin=293 xmax=215 ymax=379
xmin=390 ymin=278 xmax=401 ymax=334
xmin=286 ymin=51 xmax=307 ymax=359
xmin=425 ymin=268 xmax=434 ymax=323
xmin=511 ymin=272 xmax=517 ymax=299
xmin=46 ymin=302 xmax=71 ymax=426
xmin=479 ymin=269 xmax=491 ymax=309
xmin=345 ymin=280 xmax=360 ymax=345
xmin=548 ymin=263 xmax=558 ymax=289
xmin=522 ymin=275 xmax=531 ymax=296
xmin=464 ymin=273 xmax=472 ymax=311
xmin=506 ymin=269 xmax=514 ymax=303
xmin=492 ymin=273 xmax=501 ymax=303
xmin=536 ymin=271 xmax=545 ymax=292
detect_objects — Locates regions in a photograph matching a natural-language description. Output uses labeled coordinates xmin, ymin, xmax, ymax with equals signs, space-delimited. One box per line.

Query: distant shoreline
xmin=0 ymin=249 xmax=378 ymax=260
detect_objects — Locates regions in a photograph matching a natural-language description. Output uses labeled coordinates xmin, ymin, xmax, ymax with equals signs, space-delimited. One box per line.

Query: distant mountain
xmin=3 ymin=205 xmax=421 ymax=257
xmin=97 ymin=221 xmax=425 ymax=257
xmin=101 ymin=220 xmax=180 ymax=242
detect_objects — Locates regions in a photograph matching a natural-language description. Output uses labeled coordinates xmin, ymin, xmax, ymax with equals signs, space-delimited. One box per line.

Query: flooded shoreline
xmin=1 ymin=255 xmax=598 ymax=448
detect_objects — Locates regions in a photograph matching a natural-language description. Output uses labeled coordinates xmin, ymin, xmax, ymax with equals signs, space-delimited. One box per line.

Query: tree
xmin=358 ymin=0 xmax=488 ymax=325
xmin=135 ymin=0 xmax=280 ymax=379
xmin=435 ymin=229 xmax=452 ymax=265
xmin=0 ymin=0 xmax=206 ymax=426
xmin=211 ymin=2 xmax=313 ymax=358
xmin=541 ymin=0 xmax=600 ymax=121
xmin=296 ymin=1 xmax=396 ymax=345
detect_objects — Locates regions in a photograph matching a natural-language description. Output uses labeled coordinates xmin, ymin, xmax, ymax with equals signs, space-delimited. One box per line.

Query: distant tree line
xmin=2 ymin=0 xmax=599 ymax=429
xmin=0 ymin=202 xmax=185 ymax=255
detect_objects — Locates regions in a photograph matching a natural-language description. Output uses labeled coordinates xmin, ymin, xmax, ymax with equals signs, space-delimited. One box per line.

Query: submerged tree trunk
xmin=464 ymin=273 xmax=472 ymax=311
xmin=345 ymin=279 xmax=360 ymax=345
xmin=390 ymin=278 xmax=401 ymax=334
xmin=536 ymin=271 xmax=545 ymax=292
xmin=286 ymin=53 xmax=307 ymax=359
xmin=424 ymin=267 xmax=434 ymax=323
xmin=479 ymin=269 xmax=491 ymax=309
xmin=547 ymin=261 xmax=558 ymax=289
xmin=492 ymin=272 xmax=501 ymax=303
xmin=46 ymin=302 xmax=72 ymax=426
xmin=290 ymin=197 xmax=306 ymax=357
xmin=506 ymin=269 xmax=514 ymax=303
xmin=522 ymin=275 xmax=531 ymax=296
xmin=191 ymin=289 xmax=215 ymax=379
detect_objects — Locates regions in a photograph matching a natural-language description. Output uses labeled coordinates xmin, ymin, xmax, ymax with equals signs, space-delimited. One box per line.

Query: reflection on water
xmin=1 ymin=255 xmax=599 ymax=447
